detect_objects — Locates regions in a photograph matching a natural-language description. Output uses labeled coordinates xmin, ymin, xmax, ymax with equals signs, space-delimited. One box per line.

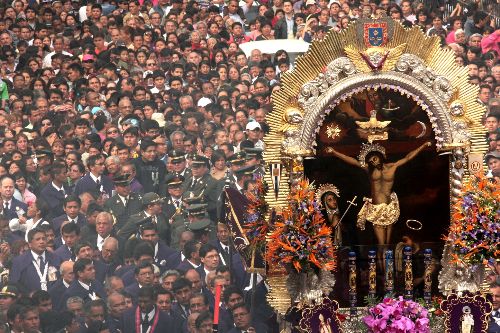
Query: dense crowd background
xmin=0 ymin=0 xmax=498 ymax=332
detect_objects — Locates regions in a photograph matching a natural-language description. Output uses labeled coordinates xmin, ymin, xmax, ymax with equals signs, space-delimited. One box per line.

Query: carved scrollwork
xmin=298 ymin=57 xmax=357 ymax=108
xmin=395 ymin=54 xmax=453 ymax=102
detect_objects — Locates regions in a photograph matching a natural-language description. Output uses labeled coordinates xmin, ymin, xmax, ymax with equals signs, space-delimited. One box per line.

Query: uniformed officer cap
xmin=165 ymin=173 xmax=185 ymax=186
xmin=0 ymin=285 xmax=18 ymax=298
xmin=188 ymin=218 xmax=211 ymax=232
xmin=186 ymin=203 xmax=207 ymax=217
xmin=113 ymin=173 xmax=132 ymax=186
xmin=234 ymin=165 xmax=255 ymax=177
xmin=142 ymin=192 xmax=164 ymax=205
xmin=227 ymin=151 xmax=246 ymax=165
xmin=183 ymin=194 xmax=205 ymax=205
xmin=34 ymin=149 xmax=54 ymax=159
xmin=244 ymin=147 xmax=263 ymax=160
xmin=169 ymin=150 xmax=186 ymax=163
xmin=191 ymin=155 xmax=210 ymax=168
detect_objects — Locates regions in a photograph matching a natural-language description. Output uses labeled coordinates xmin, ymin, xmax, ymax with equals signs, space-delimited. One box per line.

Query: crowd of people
xmin=0 ymin=0 xmax=497 ymax=332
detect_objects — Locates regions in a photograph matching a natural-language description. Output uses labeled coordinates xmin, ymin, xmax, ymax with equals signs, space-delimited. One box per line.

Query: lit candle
xmin=404 ymin=246 xmax=413 ymax=300
xmin=348 ymin=251 xmax=357 ymax=316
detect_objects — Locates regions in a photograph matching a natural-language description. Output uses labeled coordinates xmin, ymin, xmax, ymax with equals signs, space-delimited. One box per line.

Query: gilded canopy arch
xmin=263 ymin=18 xmax=488 ymax=218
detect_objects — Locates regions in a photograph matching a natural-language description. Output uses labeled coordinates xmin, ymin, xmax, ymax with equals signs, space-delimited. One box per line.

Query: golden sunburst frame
xmin=263 ymin=17 xmax=488 ymax=314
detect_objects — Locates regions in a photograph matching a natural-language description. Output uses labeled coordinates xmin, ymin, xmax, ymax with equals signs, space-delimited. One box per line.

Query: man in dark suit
xmin=230 ymin=165 xmax=254 ymax=195
xmin=73 ymin=242 xmax=108 ymax=284
xmin=52 ymin=195 xmax=88 ymax=238
xmin=165 ymin=230 xmax=194 ymax=269
xmin=133 ymin=139 xmax=166 ymax=195
xmin=58 ymin=258 xmax=106 ymax=311
xmin=0 ymin=175 xmax=28 ymax=221
xmin=9 ymin=227 xmax=62 ymax=293
xmin=120 ymin=285 xmax=177 ymax=333
xmin=118 ymin=193 xmax=170 ymax=245
xmin=107 ymin=292 xmax=127 ymax=333
xmin=40 ymin=162 xmax=70 ymax=220
xmin=171 ymin=278 xmax=192 ymax=321
xmin=210 ymin=223 xmax=234 ymax=268
xmin=48 ymin=261 xmax=74 ymax=311
xmin=117 ymin=241 xmax=155 ymax=287
xmin=74 ymin=153 xmax=114 ymax=198
xmin=138 ymin=222 xmax=177 ymax=273
xmin=488 ymin=282 xmax=500 ymax=333
xmin=196 ymin=243 xmax=220 ymax=286
xmin=228 ymin=303 xmax=268 ymax=333
xmin=54 ymin=223 xmax=80 ymax=261
xmin=274 ymin=0 xmax=296 ymax=39
xmin=85 ymin=211 xmax=123 ymax=253
xmin=104 ymin=174 xmax=142 ymax=230
xmin=124 ymin=262 xmax=155 ymax=301
xmin=176 ymin=240 xmax=201 ymax=274
xmin=182 ymin=155 xmax=221 ymax=222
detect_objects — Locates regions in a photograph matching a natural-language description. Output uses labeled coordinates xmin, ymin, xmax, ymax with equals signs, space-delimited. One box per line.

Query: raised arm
xmin=393 ymin=141 xmax=431 ymax=168
xmin=325 ymin=147 xmax=363 ymax=168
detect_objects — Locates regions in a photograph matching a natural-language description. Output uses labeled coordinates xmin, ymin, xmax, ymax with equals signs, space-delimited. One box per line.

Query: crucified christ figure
xmin=326 ymin=141 xmax=431 ymax=245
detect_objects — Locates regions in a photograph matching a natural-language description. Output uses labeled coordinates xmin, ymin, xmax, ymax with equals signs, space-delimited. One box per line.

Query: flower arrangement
xmin=363 ymin=297 xmax=430 ymax=333
xmin=243 ymin=177 xmax=269 ymax=253
xmin=266 ymin=179 xmax=336 ymax=272
xmin=446 ymin=173 xmax=500 ymax=265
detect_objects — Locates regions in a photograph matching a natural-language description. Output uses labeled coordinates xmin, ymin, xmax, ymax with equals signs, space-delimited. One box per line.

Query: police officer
xmin=104 ymin=174 xmax=143 ymax=230
xmin=226 ymin=151 xmax=247 ymax=186
xmin=232 ymin=165 xmax=255 ymax=195
xmin=168 ymin=150 xmax=192 ymax=179
xmin=244 ymin=147 xmax=265 ymax=178
xmin=118 ymin=193 xmax=170 ymax=245
xmin=182 ymin=155 xmax=220 ymax=222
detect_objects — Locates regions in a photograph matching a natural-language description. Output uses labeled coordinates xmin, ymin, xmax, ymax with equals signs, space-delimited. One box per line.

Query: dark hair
xmin=222 ymin=285 xmax=243 ymax=304
xmin=184 ymin=240 xmax=200 ymax=260
xmin=73 ymin=258 xmax=93 ymax=277
xmin=134 ymin=262 xmax=154 ymax=275
xmin=27 ymin=227 xmax=45 ymax=243
xmin=87 ymin=153 xmax=104 ymax=168
xmin=133 ymin=241 xmax=154 ymax=261
xmin=172 ymin=277 xmax=191 ymax=292
xmin=199 ymin=243 xmax=218 ymax=258
xmin=138 ymin=285 xmax=155 ymax=299
xmin=64 ymin=195 xmax=81 ymax=208
xmin=31 ymin=290 xmax=51 ymax=305
xmin=61 ymin=222 xmax=81 ymax=236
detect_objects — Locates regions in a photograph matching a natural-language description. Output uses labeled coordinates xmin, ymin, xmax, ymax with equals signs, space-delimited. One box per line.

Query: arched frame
xmin=263 ymin=18 xmax=488 ymax=314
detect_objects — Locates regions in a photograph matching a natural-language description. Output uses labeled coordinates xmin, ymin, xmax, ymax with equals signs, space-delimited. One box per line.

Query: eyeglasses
xmin=485 ymin=80 xmax=494 ymax=84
